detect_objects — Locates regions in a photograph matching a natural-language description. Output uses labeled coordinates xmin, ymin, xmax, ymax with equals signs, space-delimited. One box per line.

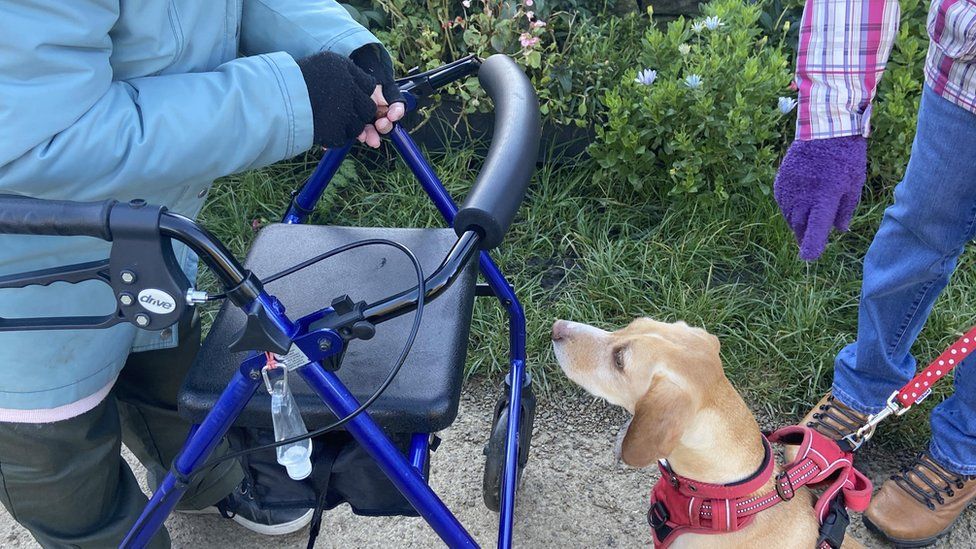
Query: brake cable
xmin=184 ymin=237 xmax=426 ymax=477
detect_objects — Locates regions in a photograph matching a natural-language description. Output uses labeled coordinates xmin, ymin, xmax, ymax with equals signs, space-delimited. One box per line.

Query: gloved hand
xmin=297 ymin=51 xmax=379 ymax=149
xmin=773 ymin=136 xmax=868 ymax=261
xmin=350 ymin=43 xmax=406 ymax=147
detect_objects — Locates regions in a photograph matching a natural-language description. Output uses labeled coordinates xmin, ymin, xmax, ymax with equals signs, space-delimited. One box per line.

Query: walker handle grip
xmin=0 ymin=196 xmax=116 ymax=241
xmin=453 ymin=54 xmax=540 ymax=250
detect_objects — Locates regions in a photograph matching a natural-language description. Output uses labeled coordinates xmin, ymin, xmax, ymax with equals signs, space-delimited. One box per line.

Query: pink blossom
xmin=525 ymin=0 xmax=533 ymax=6
xmin=519 ymin=32 xmax=539 ymax=48
xmin=789 ymin=80 xmax=798 ymax=91
xmin=531 ymin=20 xmax=546 ymax=28
xmin=526 ymin=10 xmax=534 ymax=19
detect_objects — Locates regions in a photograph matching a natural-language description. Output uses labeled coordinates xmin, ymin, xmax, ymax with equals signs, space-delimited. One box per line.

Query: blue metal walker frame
xmin=121 ymin=103 xmax=528 ymax=549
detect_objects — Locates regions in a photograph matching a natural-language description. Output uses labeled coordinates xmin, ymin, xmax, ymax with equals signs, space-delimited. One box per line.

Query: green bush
xmin=590 ymin=0 xmax=794 ymax=201
xmin=367 ymin=0 xmax=646 ymax=128
xmin=757 ymin=0 xmax=804 ymax=56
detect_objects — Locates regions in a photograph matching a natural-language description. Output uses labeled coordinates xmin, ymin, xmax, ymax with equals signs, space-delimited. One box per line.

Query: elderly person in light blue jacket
xmin=0 ymin=1 xmax=404 ymax=546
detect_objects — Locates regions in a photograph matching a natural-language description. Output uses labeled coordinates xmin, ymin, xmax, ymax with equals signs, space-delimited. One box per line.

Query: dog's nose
xmin=552 ymin=320 xmax=570 ymax=341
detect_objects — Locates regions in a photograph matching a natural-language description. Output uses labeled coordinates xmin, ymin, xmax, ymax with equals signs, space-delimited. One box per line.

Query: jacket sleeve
xmin=240 ymin=0 xmax=380 ymax=59
xmin=0 ymin=0 xmax=313 ymax=199
xmin=794 ymin=0 xmax=900 ymax=140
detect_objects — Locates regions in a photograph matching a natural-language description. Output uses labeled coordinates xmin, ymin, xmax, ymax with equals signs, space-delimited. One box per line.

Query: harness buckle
xmin=774 ymin=471 xmax=795 ymax=501
xmin=647 ymin=501 xmax=670 ymax=529
xmin=648 ymin=501 xmax=675 ymax=544
xmin=816 ymin=495 xmax=850 ymax=549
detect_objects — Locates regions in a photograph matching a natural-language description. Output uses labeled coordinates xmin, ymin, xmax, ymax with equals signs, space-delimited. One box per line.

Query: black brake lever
xmin=0 ymin=201 xmax=192 ymax=333
xmin=395 ymin=55 xmax=482 ymax=97
xmin=0 ymin=259 xmax=111 ymax=290
xmin=0 ymin=260 xmax=125 ymax=331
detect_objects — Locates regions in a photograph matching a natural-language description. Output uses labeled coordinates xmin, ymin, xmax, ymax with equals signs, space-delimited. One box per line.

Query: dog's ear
xmin=620 ymin=378 xmax=691 ymax=468
xmin=705 ymin=332 xmax=720 ymax=355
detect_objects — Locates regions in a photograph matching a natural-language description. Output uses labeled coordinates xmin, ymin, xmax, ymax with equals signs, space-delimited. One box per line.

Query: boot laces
xmin=806 ymin=395 xmax=866 ymax=440
xmin=892 ymin=452 xmax=975 ymax=511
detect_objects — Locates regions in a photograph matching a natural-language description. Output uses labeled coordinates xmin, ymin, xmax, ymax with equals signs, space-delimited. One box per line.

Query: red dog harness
xmin=648 ymin=426 xmax=872 ymax=549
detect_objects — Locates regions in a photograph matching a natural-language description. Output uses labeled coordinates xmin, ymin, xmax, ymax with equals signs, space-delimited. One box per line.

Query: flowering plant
xmin=590 ymin=0 xmax=794 ymax=200
xmin=373 ymin=0 xmax=646 ymax=128
xmin=460 ymin=0 xmax=548 ymax=71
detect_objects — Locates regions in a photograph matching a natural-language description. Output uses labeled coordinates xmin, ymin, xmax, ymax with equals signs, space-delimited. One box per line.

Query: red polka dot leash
xmin=847 ymin=325 xmax=976 ymax=449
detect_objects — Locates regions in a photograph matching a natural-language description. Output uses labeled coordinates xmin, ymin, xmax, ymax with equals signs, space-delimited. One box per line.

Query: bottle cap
xmin=286 ymin=457 xmax=312 ymax=480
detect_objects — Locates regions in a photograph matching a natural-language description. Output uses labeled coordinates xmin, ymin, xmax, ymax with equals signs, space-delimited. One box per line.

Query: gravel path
xmin=1 ymin=379 xmax=973 ymax=548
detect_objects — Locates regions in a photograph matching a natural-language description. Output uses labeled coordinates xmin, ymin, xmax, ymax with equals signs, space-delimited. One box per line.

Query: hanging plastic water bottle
xmin=269 ymin=371 xmax=313 ymax=480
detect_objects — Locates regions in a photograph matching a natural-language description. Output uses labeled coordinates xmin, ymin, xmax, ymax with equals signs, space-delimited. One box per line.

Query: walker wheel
xmin=482 ymin=373 xmax=536 ymax=512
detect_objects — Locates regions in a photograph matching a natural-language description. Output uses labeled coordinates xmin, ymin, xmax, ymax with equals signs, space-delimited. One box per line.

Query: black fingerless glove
xmin=349 ymin=43 xmax=404 ymax=106
xmin=297 ymin=51 xmax=378 ymax=148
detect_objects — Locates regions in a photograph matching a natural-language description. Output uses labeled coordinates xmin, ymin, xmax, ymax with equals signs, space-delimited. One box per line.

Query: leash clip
xmin=845 ymin=391 xmax=907 ymax=450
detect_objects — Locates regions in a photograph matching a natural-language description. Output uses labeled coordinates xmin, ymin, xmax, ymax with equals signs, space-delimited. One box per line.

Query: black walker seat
xmin=179 ymin=223 xmax=478 ymax=432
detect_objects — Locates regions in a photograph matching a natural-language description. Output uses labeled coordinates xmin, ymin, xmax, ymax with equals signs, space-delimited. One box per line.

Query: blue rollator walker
xmin=0 ymin=55 xmax=540 ymax=548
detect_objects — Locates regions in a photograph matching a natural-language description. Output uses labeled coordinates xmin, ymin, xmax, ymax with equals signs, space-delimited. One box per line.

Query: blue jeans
xmin=833 ymin=85 xmax=976 ymax=475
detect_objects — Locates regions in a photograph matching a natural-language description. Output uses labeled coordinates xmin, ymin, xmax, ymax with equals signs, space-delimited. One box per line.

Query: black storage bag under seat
xmin=229 ymin=427 xmax=422 ymax=517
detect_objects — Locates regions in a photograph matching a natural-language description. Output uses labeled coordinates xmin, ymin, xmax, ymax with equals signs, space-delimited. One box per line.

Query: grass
xmin=198 ymin=142 xmax=976 ymax=452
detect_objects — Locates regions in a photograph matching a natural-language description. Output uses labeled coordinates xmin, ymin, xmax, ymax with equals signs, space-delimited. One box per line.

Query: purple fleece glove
xmin=773 ymin=136 xmax=868 ymax=261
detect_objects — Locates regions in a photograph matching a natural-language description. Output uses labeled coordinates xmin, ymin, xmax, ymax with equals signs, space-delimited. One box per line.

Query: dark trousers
xmin=0 ymin=314 xmax=242 ymax=548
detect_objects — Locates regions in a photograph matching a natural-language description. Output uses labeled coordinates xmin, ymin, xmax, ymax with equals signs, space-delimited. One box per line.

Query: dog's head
xmin=552 ymin=318 xmax=725 ymax=468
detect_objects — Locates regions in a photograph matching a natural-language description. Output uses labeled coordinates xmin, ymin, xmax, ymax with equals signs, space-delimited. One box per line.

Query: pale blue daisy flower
xmin=684 ymin=74 xmax=703 ymax=89
xmin=703 ymin=16 xmax=724 ymax=30
xmin=778 ymin=96 xmax=798 ymax=114
xmin=635 ymin=68 xmax=658 ymax=86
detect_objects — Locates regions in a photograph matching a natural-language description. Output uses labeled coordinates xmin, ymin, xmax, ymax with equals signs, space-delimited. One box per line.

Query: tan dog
xmin=552 ymin=317 xmax=861 ymax=548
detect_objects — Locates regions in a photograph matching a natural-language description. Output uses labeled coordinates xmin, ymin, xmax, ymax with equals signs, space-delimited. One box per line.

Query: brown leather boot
xmin=864 ymin=451 xmax=976 ymax=547
xmin=786 ymin=393 xmax=871 ymax=461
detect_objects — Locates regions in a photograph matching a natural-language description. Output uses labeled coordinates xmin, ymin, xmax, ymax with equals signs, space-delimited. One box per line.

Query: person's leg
xmin=832 ymin=85 xmax=976 ymax=418
xmin=115 ymin=311 xmax=243 ymax=510
xmin=117 ymin=312 xmax=312 ymax=535
xmin=930 ymin=350 xmax=976 ymax=475
xmin=0 ymin=395 xmax=170 ymax=549
xmin=865 ymin=347 xmax=976 ymax=545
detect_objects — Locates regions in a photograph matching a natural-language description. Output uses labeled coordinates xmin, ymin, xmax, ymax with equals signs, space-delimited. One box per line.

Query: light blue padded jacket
xmin=0 ymin=0 xmax=377 ymax=414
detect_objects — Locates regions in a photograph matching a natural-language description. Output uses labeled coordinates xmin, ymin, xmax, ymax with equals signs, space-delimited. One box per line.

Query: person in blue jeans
xmin=830 ymin=88 xmax=976 ymax=484
xmin=774 ymin=0 xmax=976 ymax=541
xmin=775 ymin=68 xmax=976 ymax=549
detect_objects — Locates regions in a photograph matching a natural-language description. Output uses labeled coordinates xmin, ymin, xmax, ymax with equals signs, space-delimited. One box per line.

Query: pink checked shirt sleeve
xmin=794 ymin=0 xmax=901 ymax=140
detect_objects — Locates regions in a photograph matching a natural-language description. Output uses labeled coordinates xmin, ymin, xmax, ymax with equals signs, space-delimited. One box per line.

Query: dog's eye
xmin=613 ymin=348 xmax=625 ymax=370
